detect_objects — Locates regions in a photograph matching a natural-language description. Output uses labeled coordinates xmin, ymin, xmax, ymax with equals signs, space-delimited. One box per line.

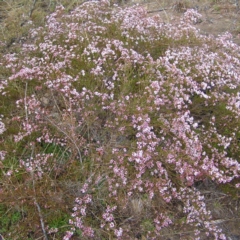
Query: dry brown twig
xmin=147 ymin=7 xmax=171 ymax=13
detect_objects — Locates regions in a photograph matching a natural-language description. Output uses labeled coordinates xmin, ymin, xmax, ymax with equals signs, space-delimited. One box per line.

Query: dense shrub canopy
xmin=0 ymin=0 xmax=240 ymax=239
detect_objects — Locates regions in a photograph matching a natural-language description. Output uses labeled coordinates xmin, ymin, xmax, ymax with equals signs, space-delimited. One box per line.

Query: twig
xmin=200 ymin=190 xmax=228 ymax=196
xmin=32 ymin=178 xmax=49 ymax=239
xmin=29 ymin=0 xmax=37 ymax=18
xmin=45 ymin=117 xmax=83 ymax=163
xmin=24 ymin=82 xmax=29 ymax=124
xmin=0 ymin=26 xmax=6 ymax=42
xmin=34 ymin=200 xmax=49 ymax=240
xmin=28 ymin=143 xmax=49 ymax=240
xmin=236 ymin=0 xmax=239 ymax=10
xmin=119 ymin=216 xmax=134 ymax=226
xmin=209 ymin=218 xmax=240 ymax=225
xmin=147 ymin=7 xmax=171 ymax=14
xmin=2 ymin=0 xmax=14 ymax=9
xmin=0 ymin=233 xmax=5 ymax=240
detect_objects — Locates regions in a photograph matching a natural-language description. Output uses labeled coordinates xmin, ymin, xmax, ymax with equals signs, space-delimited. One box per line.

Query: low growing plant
xmin=0 ymin=0 xmax=239 ymax=239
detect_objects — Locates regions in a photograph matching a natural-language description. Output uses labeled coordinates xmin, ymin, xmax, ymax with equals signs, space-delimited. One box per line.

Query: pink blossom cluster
xmin=0 ymin=115 xmax=6 ymax=135
xmin=20 ymin=153 xmax=54 ymax=179
xmin=0 ymin=115 xmax=6 ymax=160
xmin=64 ymin=190 xmax=94 ymax=239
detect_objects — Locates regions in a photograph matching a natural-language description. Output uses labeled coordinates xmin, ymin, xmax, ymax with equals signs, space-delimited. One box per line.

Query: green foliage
xmin=219 ymin=182 xmax=240 ymax=198
xmin=47 ymin=211 xmax=70 ymax=234
xmin=41 ymin=142 xmax=70 ymax=161
xmin=0 ymin=204 xmax=22 ymax=234
xmin=141 ymin=219 xmax=155 ymax=232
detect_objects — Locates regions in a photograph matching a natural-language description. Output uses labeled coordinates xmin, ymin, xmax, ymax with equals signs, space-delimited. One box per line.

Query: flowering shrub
xmin=0 ymin=0 xmax=240 ymax=239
